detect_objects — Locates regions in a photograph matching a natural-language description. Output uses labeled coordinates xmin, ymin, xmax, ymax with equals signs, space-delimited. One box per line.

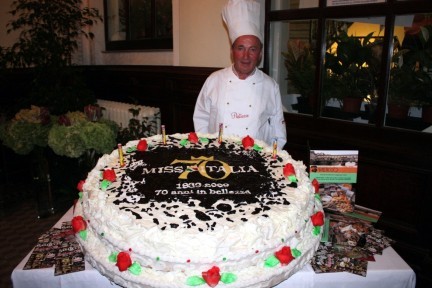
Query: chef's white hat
xmin=222 ymin=0 xmax=263 ymax=44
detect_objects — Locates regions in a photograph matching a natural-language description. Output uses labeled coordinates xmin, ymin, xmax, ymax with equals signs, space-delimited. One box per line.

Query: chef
xmin=193 ymin=0 xmax=287 ymax=149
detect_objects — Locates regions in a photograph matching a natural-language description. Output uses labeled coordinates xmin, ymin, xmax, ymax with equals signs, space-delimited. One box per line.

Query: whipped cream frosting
xmin=74 ymin=133 xmax=323 ymax=287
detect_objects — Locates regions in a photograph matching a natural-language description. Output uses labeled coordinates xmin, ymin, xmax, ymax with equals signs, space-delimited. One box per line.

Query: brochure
xmin=310 ymin=150 xmax=359 ymax=184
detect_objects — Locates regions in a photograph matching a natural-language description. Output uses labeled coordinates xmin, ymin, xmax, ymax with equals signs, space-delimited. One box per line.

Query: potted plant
xmin=0 ymin=106 xmax=118 ymax=159
xmin=0 ymin=105 xmax=118 ymax=216
xmin=325 ymin=31 xmax=377 ymax=113
xmin=388 ymin=56 xmax=432 ymax=119
xmin=282 ymin=40 xmax=316 ymax=112
xmin=402 ymin=21 xmax=432 ymax=123
xmin=0 ymin=0 xmax=104 ymax=215
xmin=387 ymin=65 xmax=418 ymax=119
xmin=388 ymin=22 xmax=432 ymax=121
xmin=0 ymin=0 xmax=102 ymax=115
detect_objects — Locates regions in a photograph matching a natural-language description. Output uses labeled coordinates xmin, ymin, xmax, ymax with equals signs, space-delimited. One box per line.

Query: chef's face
xmin=231 ymin=35 xmax=262 ymax=79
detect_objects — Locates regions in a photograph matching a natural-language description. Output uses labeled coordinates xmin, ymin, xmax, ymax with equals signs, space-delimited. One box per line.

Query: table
xmin=12 ymin=208 xmax=416 ymax=288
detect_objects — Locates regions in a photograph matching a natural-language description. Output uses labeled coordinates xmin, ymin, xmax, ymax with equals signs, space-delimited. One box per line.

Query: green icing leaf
xmin=264 ymin=255 xmax=280 ymax=267
xmin=186 ymin=276 xmax=206 ymax=286
xmin=79 ymin=230 xmax=87 ymax=240
xmin=180 ymin=139 xmax=189 ymax=146
xmin=288 ymin=175 xmax=297 ymax=183
xmin=108 ymin=252 xmax=118 ymax=262
xmin=199 ymin=137 xmax=209 ymax=144
xmin=253 ymin=144 xmax=263 ymax=151
xmin=292 ymin=248 xmax=302 ymax=258
xmin=126 ymin=146 xmax=137 ymax=153
xmin=100 ymin=179 xmax=111 ymax=190
xmin=128 ymin=262 xmax=142 ymax=275
xmin=313 ymin=226 xmax=321 ymax=236
xmin=78 ymin=192 xmax=83 ymax=199
xmin=221 ymin=272 xmax=237 ymax=284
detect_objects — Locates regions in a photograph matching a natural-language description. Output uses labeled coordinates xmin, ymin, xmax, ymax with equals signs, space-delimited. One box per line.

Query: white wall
xmin=1 ymin=0 xmax=261 ymax=68
xmin=0 ymin=1 xmax=20 ymax=48
xmin=178 ymin=0 xmax=231 ymax=67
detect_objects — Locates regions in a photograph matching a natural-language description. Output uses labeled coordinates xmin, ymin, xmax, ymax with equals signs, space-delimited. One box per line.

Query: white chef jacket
xmin=193 ymin=66 xmax=287 ymax=149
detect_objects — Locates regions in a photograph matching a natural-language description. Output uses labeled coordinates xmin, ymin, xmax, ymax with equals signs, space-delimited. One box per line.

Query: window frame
xmin=264 ymin=0 xmax=432 ymax=132
xmin=103 ymin=0 xmax=173 ymax=51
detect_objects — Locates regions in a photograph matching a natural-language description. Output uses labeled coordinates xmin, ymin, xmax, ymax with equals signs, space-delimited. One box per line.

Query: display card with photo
xmin=310 ymin=150 xmax=359 ymax=184
xmin=54 ymin=222 xmax=85 ymax=276
xmin=310 ymin=150 xmax=358 ymax=214
xmin=23 ymin=221 xmax=85 ymax=275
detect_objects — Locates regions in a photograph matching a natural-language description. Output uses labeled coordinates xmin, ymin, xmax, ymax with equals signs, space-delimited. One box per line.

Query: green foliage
xmin=389 ymin=55 xmax=432 ymax=106
xmin=282 ymin=40 xmax=316 ymax=98
xmin=3 ymin=0 xmax=102 ymax=68
xmin=48 ymin=123 xmax=87 ymax=158
xmin=0 ymin=105 xmax=52 ymax=154
xmin=48 ymin=120 xmax=118 ymax=158
xmin=0 ymin=0 xmax=103 ymax=114
xmin=80 ymin=120 xmax=118 ymax=155
xmin=0 ymin=107 xmax=118 ymax=158
xmin=116 ymin=108 xmax=159 ymax=145
xmin=325 ymin=31 xmax=377 ymax=102
xmin=389 ymin=24 xmax=432 ymax=107
xmin=0 ymin=120 xmax=51 ymax=155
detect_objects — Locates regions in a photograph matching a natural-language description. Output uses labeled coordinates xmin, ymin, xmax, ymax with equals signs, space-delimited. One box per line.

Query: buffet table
xmin=12 ymin=207 xmax=416 ymax=288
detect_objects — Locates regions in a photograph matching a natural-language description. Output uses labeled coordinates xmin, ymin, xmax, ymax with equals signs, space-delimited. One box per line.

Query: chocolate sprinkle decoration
xmin=108 ymin=136 xmax=292 ymax=231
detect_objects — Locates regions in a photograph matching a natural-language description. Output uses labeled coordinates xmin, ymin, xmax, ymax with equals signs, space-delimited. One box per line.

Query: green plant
xmin=388 ymin=22 xmax=432 ymax=107
xmin=0 ymin=106 xmax=52 ymax=155
xmin=324 ymin=31 xmax=377 ymax=104
xmin=0 ymin=107 xmax=118 ymax=158
xmin=282 ymin=40 xmax=316 ymax=98
xmin=48 ymin=112 xmax=118 ymax=158
xmin=388 ymin=57 xmax=431 ymax=107
xmin=116 ymin=108 xmax=159 ymax=145
xmin=0 ymin=0 xmax=103 ymax=114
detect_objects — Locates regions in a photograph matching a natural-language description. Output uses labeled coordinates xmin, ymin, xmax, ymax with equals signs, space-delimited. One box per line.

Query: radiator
xmin=96 ymin=99 xmax=161 ymax=135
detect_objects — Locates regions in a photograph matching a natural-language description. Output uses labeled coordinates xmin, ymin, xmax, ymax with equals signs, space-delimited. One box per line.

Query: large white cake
xmin=73 ymin=133 xmax=324 ymax=288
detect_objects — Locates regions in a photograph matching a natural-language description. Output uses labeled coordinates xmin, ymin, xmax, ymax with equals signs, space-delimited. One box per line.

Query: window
xmin=269 ymin=19 xmax=318 ymax=115
xmin=104 ymin=0 xmax=173 ymax=51
xmin=267 ymin=1 xmax=432 ymax=133
xmin=386 ymin=13 xmax=432 ymax=130
xmin=321 ymin=17 xmax=384 ymax=124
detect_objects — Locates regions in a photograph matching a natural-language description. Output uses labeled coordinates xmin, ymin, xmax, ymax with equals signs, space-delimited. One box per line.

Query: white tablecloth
xmin=12 ymin=208 xmax=416 ymax=288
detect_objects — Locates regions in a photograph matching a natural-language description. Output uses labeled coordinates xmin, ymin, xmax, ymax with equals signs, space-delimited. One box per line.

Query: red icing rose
xmin=242 ymin=135 xmax=254 ymax=149
xmin=312 ymin=178 xmax=320 ymax=193
xmin=275 ymin=246 xmax=294 ymax=265
xmin=202 ymin=266 xmax=221 ymax=287
xmin=283 ymin=163 xmax=295 ymax=176
xmin=77 ymin=180 xmax=85 ymax=192
xmin=71 ymin=216 xmax=87 ymax=233
xmin=137 ymin=139 xmax=148 ymax=151
xmin=116 ymin=251 xmax=132 ymax=272
xmin=188 ymin=132 xmax=199 ymax=143
xmin=311 ymin=211 xmax=324 ymax=226
xmin=103 ymin=169 xmax=116 ymax=182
